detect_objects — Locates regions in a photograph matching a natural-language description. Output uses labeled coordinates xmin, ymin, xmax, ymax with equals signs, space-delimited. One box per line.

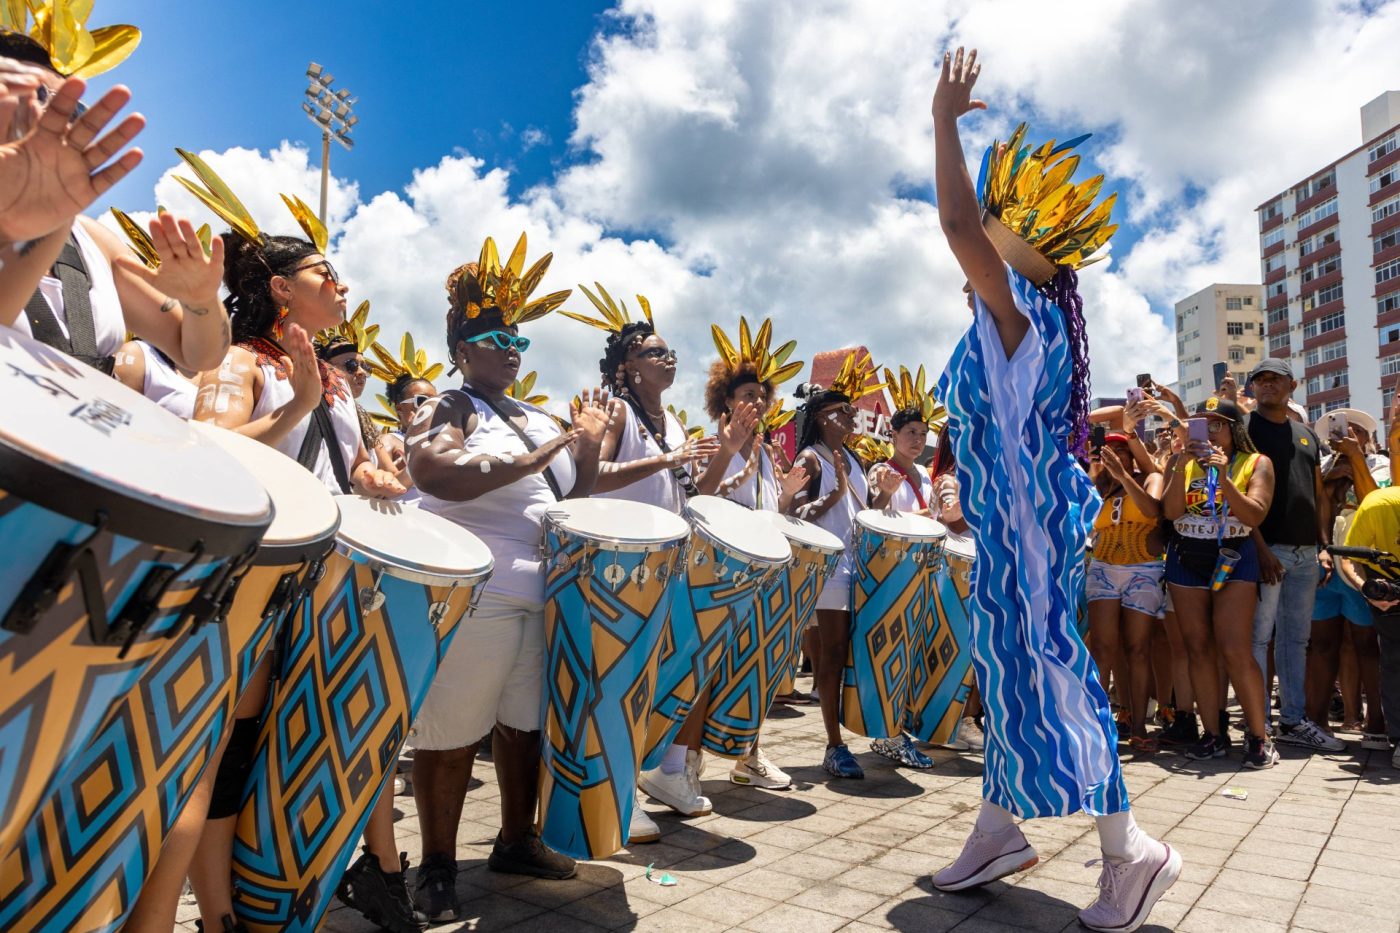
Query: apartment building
xmin=1174 ymin=283 xmax=1266 ymax=410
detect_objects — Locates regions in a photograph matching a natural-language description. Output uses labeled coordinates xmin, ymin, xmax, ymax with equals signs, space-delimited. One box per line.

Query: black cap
xmin=1193 ymin=396 xmax=1243 ymax=423
xmin=1248 ymin=358 xmax=1293 ymax=382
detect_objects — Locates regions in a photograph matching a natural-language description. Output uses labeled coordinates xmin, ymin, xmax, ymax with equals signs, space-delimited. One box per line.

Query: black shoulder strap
xmin=296 ymin=400 xmax=353 ymax=495
xmin=23 ymin=235 xmax=113 ymax=374
xmin=624 ymin=396 xmax=700 ymax=498
xmin=461 ymin=387 xmax=563 ymax=501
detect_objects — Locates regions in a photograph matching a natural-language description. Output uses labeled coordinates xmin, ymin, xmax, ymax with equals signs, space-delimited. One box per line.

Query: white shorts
xmin=1087 ymin=559 xmax=1166 ymax=619
xmin=815 ymin=554 xmax=852 ymax=612
xmin=408 ymin=590 xmax=545 ymax=750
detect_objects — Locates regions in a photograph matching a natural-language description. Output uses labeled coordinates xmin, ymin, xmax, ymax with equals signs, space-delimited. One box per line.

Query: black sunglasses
xmin=635 ymin=347 xmax=678 ymax=362
xmin=289 ymin=258 xmax=341 ymax=285
xmin=35 ymin=84 xmax=87 ymax=122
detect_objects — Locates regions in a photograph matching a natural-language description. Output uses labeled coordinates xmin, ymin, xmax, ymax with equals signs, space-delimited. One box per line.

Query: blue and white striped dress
xmin=936 ymin=264 xmax=1127 ymax=819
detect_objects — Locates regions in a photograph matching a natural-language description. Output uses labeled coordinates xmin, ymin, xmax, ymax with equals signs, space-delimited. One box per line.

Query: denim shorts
xmin=1087 ymin=559 xmax=1166 ymax=618
xmin=1165 ymin=535 xmax=1261 ymax=589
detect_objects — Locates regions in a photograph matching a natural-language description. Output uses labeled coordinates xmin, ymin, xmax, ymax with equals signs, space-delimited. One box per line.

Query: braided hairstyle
xmin=223 ymin=234 xmax=319 ymax=344
xmin=1039 ymin=266 xmax=1093 ymax=457
xmin=599 ymin=321 xmax=656 ymax=395
xmin=794 ymin=383 xmax=851 ymax=455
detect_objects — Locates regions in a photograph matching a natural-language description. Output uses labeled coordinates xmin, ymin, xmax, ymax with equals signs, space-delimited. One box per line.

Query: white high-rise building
xmin=1257 ymin=90 xmax=1400 ymax=425
xmin=1174 ymin=283 xmax=1266 ymax=411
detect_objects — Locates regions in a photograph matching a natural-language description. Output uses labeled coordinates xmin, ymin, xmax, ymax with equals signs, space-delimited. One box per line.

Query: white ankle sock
xmin=660 ymin=743 xmax=688 ymax=775
xmin=974 ymin=801 xmax=1016 ymax=834
xmin=1095 ymin=809 xmax=1148 ymax=862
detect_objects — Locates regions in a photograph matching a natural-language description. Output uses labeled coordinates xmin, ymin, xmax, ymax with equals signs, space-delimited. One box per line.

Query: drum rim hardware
xmin=1 ymin=509 xmax=109 ymax=635
xmin=543 ymin=514 xmax=686 ymax=554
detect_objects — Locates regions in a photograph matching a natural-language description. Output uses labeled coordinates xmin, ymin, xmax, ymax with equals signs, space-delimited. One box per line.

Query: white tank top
xmin=595 ymin=402 xmax=692 ymax=515
xmin=720 ymin=446 xmax=781 ymax=511
xmin=808 ymin=445 xmax=867 ymax=545
xmin=16 ymin=221 xmax=125 ymax=356
xmin=248 ymin=356 xmax=361 ymax=494
xmin=134 ymin=340 xmax=196 ymax=420
xmin=415 ymin=390 xmax=577 ymax=604
xmin=884 ymin=462 xmax=933 ymax=513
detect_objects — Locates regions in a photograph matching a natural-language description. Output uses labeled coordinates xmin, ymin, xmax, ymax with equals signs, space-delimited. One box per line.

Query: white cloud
xmin=124 ymin=0 xmax=1400 ymax=415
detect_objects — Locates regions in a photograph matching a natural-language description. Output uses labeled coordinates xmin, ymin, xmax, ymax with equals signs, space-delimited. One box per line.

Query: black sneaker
xmin=336 ymin=848 xmax=428 ymax=932
xmin=194 ymin=917 xmax=249 ymax=933
xmin=1159 ymin=713 xmax=1200 ymax=747
xmin=414 ymin=852 xmax=461 ymax=923
xmin=1184 ymin=731 xmax=1226 ymax=761
xmin=1243 ymin=733 xmax=1280 ymax=769
xmin=488 ymin=831 xmax=577 ymax=880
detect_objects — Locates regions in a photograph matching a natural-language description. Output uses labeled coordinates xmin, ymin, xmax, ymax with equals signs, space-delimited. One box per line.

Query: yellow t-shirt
xmin=1344 ymin=485 xmax=1400 ymax=571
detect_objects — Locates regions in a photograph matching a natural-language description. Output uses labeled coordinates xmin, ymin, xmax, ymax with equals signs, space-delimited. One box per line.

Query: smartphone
xmin=1328 ymin=419 xmax=1346 ymax=443
xmin=1136 ymin=373 xmax=1153 ymax=389
xmin=1187 ymin=418 xmax=1211 ymax=446
xmin=1212 ymin=362 xmax=1229 ymax=391
xmin=1090 ymin=424 xmax=1107 ymax=454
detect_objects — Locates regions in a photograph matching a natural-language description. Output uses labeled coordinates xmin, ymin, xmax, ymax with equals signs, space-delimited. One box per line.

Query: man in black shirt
xmin=1245 ymin=359 xmax=1343 ymax=752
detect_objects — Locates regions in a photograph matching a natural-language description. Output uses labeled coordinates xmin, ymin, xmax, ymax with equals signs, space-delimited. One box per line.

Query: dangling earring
xmin=633 ymin=372 xmax=642 ymax=385
xmin=272 ymin=306 xmax=290 ymax=341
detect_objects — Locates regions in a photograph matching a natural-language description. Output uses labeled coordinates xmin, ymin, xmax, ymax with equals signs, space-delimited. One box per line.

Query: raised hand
xmin=141 ymin=212 xmax=226 ymax=305
xmin=718 ymin=400 xmax=759 ymax=454
xmin=932 ymin=47 xmax=985 ymax=122
xmin=282 ymin=324 xmax=325 ymax=416
xmin=0 ymin=77 xmax=144 ymax=242
xmin=522 ymin=430 xmax=580 ymax=473
xmin=779 ymin=463 xmax=809 ymax=499
xmin=676 ymin=434 xmax=721 ymax=464
xmin=570 ymin=388 xmax=610 ymax=447
xmin=873 ymin=463 xmax=905 ymax=495
xmin=1099 ymin=444 xmax=1128 ymax=480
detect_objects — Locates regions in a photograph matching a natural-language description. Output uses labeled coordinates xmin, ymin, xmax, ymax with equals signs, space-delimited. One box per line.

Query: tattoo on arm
xmin=160 ymin=298 xmax=178 ymax=314
xmin=184 ymin=303 xmax=210 ymax=317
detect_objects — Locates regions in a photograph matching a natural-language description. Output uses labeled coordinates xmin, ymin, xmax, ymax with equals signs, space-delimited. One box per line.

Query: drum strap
xmin=624 ymin=396 xmax=700 ymax=498
xmin=296 ymin=400 xmax=353 ymax=494
xmin=886 ymin=460 xmax=927 ymax=510
xmin=23 ymin=236 xmax=114 ymax=375
xmin=462 ymin=387 xmax=564 ymax=500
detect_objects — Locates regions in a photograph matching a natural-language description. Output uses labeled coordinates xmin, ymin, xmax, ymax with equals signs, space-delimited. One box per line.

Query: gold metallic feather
xmin=564 ymin=282 xmax=652 ymax=334
xmin=109 ymin=208 xmax=159 ymax=269
xmin=710 ymin=316 xmax=804 ymax=390
xmin=174 ymin=148 xmax=261 ymax=245
xmin=70 ymin=23 xmax=139 ymax=78
xmin=280 ymin=193 xmax=327 ymax=254
xmin=457 ymin=233 xmax=569 ymax=326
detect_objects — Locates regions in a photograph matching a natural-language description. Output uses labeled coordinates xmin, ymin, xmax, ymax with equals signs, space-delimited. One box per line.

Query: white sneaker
xmin=638 ymin=756 xmax=712 ymax=817
xmin=931 ymin=824 xmax=1038 ymax=892
xmin=628 ymin=790 xmax=660 ymax=844
xmin=1275 ymin=718 xmax=1347 ymax=753
xmin=730 ymin=748 xmax=792 ymax=788
xmin=958 ymin=717 xmax=985 ymax=752
xmin=1079 ymin=839 xmax=1182 ymax=933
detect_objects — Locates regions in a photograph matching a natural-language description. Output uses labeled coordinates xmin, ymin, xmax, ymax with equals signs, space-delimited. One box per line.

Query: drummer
xmin=404 ymin=240 xmax=607 ymax=923
xmin=112 ymin=337 xmax=198 ymax=419
xmin=696 ymin=317 xmax=809 ymax=789
xmin=865 ymin=367 xmax=940 ymax=770
xmin=182 ymin=204 xmax=410 ymax=931
xmin=368 ymin=333 xmax=445 ymax=500
xmin=787 ymin=350 xmax=883 ymax=779
xmin=561 ymin=288 xmax=718 ymax=840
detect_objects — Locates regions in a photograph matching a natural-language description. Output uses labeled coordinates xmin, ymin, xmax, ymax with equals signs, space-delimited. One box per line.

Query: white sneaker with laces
xmin=1275 ymin=718 xmax=1347 ymax=752
xmin=931 ymin=824 xmax=1038 ymax=892
xmin=958 ymin=717 xmax=985 ymax=752
xmin=1079 ymin=839 xmax=1181 ymax=933
xmin=730 ymin=748 xmax=792 ymax=788
xmin=627 ymin=790 xmax=660 ymax=844
xmin=638 ymin=754 xmax=712 ymax=817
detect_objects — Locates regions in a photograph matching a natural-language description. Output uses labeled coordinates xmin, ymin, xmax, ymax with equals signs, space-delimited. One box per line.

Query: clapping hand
xmin=569 ymin=388 xmax=610 ymax=448
xmin=718 ymin=400 xmax=759 ymax=454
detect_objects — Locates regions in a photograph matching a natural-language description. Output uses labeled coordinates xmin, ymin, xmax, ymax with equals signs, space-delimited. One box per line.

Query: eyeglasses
xmin=1206 ymin=420 xmax=1229 ymax=433
xmin=35 ymin=84 xmax=87 ymax=122
xmin=339 ymin=358 xmax=367 ymax=375
xmin=289 ymin=259 xmax=341 ymax=285
xmin=635 ymin=347 xmax=678 ymax=362
xmin=468 ymin=330 xmax=531 ymax=353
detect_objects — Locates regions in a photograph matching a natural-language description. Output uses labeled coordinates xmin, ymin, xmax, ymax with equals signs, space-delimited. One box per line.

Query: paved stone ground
xmin=176 ymin=675 xmax=1400 ymax=932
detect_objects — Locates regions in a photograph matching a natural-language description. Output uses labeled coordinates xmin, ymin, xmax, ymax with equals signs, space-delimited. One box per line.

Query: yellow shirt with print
xmin=1343 ymin=485 xmax=1400 ymax=572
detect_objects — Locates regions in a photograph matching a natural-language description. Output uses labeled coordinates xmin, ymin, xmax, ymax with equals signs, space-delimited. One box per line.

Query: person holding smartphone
xmin=1163 ymin=397 xmax=1277 ymax=767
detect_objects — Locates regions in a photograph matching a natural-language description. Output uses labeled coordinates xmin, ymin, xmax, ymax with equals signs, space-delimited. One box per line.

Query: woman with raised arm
xmin=926 ymin=48 xmax=1179 ymax=933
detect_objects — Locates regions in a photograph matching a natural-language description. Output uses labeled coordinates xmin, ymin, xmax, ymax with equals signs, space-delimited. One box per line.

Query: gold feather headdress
xmin=1 ymin=1 xmax=140 ymax=78
xmin=369 ymin=331 xmax=445 ymax=427
xmin=710 ymin=316 xmax=804 ymax=389
xmin=823 ymin=349 xmax=885 ymax=404
xmin=507 ymin=371 xmax=548 ymax=406
xmin=761 ymin=398 xmax=796 ymax=433
xmin=171 ymin=148 xmax=329 ymax=253
xmin=977 ymin=123 xmax=1118 ymax=286
xmin=314 ymin=300 xmax=378 ymax=354
xmin=668 ymin=405 xmax=706 ymax=440
xmin=849 ymin=434 xmax=894 ymax=464
xmin=449 ymin=233 xmax=571 ymax=327
xmin=559 ymin=282 xmax=655 ymax=334
xmin=883 ymin=365 xmax=944 ymax=425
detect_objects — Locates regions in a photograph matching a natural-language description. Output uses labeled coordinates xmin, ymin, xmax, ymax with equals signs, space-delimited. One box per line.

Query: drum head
xmin=856 ymin=509 xmax=946 ymax=541
xmin=333 ymin=495 xmax=494 ymax=584
xmin=752 ymin=509 xmax=844 ymax=555
xmin=944 ymin=530 xmax=977 ymax=561
xmin=685 ymin=496 xmax=791 ymax=565
xmin=190 ymin=421 xmax=340 ymax=561
xmin=0 ymin=329 xmax=270 ymax=553
xmin=545 ymin=498 xmax=690 ymax=547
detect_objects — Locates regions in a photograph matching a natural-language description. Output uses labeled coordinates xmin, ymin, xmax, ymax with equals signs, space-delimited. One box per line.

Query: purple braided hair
xmin=1040 ymin=266 xmax=1092 ymax=457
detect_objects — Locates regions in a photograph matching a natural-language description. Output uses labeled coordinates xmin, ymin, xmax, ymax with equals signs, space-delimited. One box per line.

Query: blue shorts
xmin=1165 ymin=535 xmax=1261 ymax=589
xmin=1312 ymin=566 xmax=1372 ymax=626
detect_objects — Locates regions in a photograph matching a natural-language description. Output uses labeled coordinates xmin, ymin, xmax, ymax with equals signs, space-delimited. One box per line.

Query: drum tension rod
xmin=2 ymin=511 xmax=110 ymax=635
xmin=359 ymin=565 xmax=387 ymax=613
xmin=113 ymin=540 xmax=207 ymax=658
xmin=270 ymin=560 xmax=327 ymax=684
xmin=183 ymin=541 xmax=259 ymax=635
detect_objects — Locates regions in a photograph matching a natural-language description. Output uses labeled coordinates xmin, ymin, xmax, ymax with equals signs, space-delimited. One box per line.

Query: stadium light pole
xmin=303 ymin=62 xmax=358 ymax=225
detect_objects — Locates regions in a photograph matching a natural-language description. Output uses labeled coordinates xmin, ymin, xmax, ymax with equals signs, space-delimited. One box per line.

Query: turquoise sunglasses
xmin=468 ymin=330 xmax=531 ymax=353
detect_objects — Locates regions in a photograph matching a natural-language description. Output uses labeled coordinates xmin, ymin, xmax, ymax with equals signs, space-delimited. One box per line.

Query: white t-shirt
xmin=248 ymin=352 xmax=361 ymax=494
xmin=595 ymin=402 xmax=692 ymax=514
xmin=416 ymin=390 xmax=576 ymax=604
